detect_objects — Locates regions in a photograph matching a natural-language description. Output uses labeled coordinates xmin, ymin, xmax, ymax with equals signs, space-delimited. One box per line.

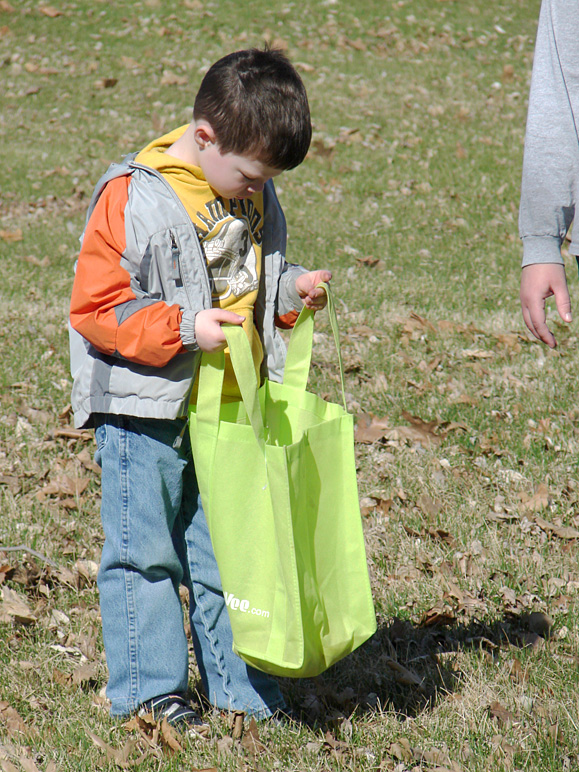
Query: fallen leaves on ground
xmin=355 ymin=411 xmax=466 ymax=447
xmin=534 ymin=516 xmax=579 ymax=540
xmin=0 ymin=701 xmax=36 ymax=738
xmin=88 ymin=730 xmax=149 ymax=768
xmin=0 ymin=587 xmax=36 ymax=626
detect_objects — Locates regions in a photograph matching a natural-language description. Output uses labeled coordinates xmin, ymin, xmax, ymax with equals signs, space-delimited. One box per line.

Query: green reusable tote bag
xmin=188 ymin=286 xmax=376 ymax=677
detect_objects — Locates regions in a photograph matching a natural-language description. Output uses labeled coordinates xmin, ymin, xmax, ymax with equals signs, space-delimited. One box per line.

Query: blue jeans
xmin=94 ymin=414 xmax=285 ymax=719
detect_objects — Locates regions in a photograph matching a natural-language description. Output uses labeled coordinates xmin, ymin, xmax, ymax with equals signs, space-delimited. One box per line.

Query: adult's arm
xmin=519 ymin=0 xmax=579 ymax=267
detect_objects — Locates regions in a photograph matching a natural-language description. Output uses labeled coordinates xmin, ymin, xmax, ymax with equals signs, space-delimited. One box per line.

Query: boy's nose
xmin=248 ymin=180 xmax=267 ymax=193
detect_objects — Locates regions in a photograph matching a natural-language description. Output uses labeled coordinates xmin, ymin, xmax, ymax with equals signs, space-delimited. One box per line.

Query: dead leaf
xmin=428 ymin=528 xmax=455 ymax=547
xmin=499 ymin=586 xmax=517 ymax=607
xmin=520 ymin=484 xmax=551 ymax=513
xmin=0 ymin=1 xmax=15 ymax=11
xmin=0 ymin=563 xmax=14 ymax=584
xmin=74 ymin=558 xmax=99 ymax=585
xmin=39 ymin=5 xmax=63 ymax=16
xmin=94 ymin=78 xmax=118 ymax=89
xmin=355 ymin=413 xmax=390 ymax=443
xmin=417 ymin=494 xmax=443 ymax=518
xmin=0 ymin=475 xmax=20 ymax=494
xmin=52 ymin=668 xmax=72 ymax=687
xmin=420 ymin=602 xmax=456 ymax=627
xmin=399 ymin=411 xmax=447 ymax=447
xmin=20 ymin=255 xmax=50 ymax=267
xmin=343 ymin=35 xmax=367 ymax=51
xmin=87 ymin=730 xmax=138 ymax=767
xmin=190 ymin=769 xmax=218 ymax=772
xmin=160 ymin=70 xmax=188 ymax=86
xmin=360 ymin=495 xmax=392 ymax=517
xmin=231 ymin=710 xmax=245 ymax=740
xmin=0 ymin=229 xmax=22 ymax=242
xmin=419 ymin=747 xmax=453 ymax=767
xmin=76 ymin=448 xmax=101 ymax=475
xmin=388 ymin=738 xmax=413 ymax=762
xmin=535 ymin=516 xmax=579 ymax=540
xmin=0 ymin=758 xmax=20 ymax=772
xmin=489 ymin=701 xmax=515 ymax=726
xmin=35 ymin=473 xmax=90 ymax=500
xmin=398 ymin=311 xmax=437 ymax=334
xmin=120 ymin=55 xmax=140 ymax=69
xmin=0 ymin=587 xmax=36 ymax=625
xmin=356 ymin=256 xmax=385 ymax=268
xmin=461 ymin=348 xmax=493 ymax=359
xmin=509 ymin=657 xmax=527 ymax=683
xmin=502 ymin=64 xmax=515 ymax=81
xmin=0 ymin=701 xmax=34 ymax=737
xmin=241 ymin=717 xmax=266 ymax=757
xmin=323 ymin=731 xmax=350 ymax=759
xmin=19 ymin=759 xmax=42 ymax=772
xmin=160 ymin=718 xmax=183 ymax=752
xmin=53 ymin=428 xmax=93 ymax=441
xmin=309 ymin=138 xmax=335 ymax=159
xmin=216 ymin=736 xmax=234 ymax=754
xmin=383 ymin=657 xmax=426 ymax=692
xmin=71 ymin=662 xmax=99 ymax=687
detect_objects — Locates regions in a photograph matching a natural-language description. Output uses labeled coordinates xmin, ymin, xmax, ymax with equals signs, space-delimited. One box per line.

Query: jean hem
xmin=109 ymin=699 xmax=140 ymax=718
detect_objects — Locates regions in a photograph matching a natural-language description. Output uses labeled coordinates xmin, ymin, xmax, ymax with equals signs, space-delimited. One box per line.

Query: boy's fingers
xmin=212 ymin=310 xmax=245 ymax=325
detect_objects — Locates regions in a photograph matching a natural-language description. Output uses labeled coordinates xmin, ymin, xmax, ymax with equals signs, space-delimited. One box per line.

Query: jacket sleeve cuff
xmin=278 ymin=263 xmax=308 ymax=315
xmin=521 ymin=236 xmax=564 ymax=267
xmin=179 ymin=309 xmax=199 ymax=351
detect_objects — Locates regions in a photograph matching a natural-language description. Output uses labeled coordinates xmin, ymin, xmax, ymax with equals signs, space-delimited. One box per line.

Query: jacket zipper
xmin=170 ymin=231 xmax=182 ymax=285
xmin=128 ymin=160 xmax=211 ymax=311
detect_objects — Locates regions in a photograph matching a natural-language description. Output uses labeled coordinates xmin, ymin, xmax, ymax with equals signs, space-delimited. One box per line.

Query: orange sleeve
xmin=70 ymin=176 xmax=187 ymax=368
xmin=275 ymin=309 xmax=300 ymax=329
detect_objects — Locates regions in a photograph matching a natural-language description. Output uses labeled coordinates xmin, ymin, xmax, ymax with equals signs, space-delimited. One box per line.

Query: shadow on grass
xmin=281 ymin=612 xmax=548 ymax=726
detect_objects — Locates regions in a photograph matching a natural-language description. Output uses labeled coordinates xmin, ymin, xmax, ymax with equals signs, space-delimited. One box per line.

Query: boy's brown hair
xmin=193 ymin=48 xmax=311 ymax=170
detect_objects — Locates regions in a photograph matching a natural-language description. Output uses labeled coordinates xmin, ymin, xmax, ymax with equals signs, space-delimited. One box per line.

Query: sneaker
xmin=138 ymin=693 xmax=209 ymax=737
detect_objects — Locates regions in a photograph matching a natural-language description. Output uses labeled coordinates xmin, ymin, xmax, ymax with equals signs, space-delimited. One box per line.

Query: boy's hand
xmin=295 ymin=270 xmax=333 ymax=310
xmin=520 ymin=263 xmax=572 ymax=348
xmin=195 ymin=309 xmax=245 ymax=352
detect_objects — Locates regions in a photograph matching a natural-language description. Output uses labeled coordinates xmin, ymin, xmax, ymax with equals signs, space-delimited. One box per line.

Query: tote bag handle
xmin=279 ymin=282 xmax=347 ymax=410
xmin=198 ymin=283 xmax=347 ymax=447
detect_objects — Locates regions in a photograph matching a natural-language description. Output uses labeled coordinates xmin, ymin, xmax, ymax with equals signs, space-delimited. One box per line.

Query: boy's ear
xmin=193 ymin=121 xmax=217 ymax=150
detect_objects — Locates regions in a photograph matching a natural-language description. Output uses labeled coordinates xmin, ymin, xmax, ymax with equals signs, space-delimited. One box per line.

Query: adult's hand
xmin=520 ymin=263 xmax=572 ymax=348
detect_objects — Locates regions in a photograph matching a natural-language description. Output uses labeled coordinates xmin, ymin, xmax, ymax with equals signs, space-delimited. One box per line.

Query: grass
xmin=2 ymin=0 xmax=579 ymax=769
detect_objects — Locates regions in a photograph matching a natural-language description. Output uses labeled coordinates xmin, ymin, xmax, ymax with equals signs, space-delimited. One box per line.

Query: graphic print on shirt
xmin=194 ymin=197 xmax=263 ymax=303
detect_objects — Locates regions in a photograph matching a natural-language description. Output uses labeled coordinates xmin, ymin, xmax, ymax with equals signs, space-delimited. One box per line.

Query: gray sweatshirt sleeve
xmin=519 ymin=0 xmax=579 ymax=267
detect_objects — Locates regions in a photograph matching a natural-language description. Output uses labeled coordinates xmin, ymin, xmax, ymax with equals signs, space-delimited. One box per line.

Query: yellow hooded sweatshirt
xmin=136 ymin=126 xmax=264 ymax=402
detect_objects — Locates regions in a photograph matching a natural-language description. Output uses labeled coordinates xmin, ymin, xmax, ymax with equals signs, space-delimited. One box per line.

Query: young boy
xmin=69 ymin=47 xmax=331 ymax=732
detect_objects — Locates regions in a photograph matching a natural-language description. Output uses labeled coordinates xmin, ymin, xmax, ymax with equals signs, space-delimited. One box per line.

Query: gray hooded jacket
xmin=519 ymin=0 xmax=579 ymax=266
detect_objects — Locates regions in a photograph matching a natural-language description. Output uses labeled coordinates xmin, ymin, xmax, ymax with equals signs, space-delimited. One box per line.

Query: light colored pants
xmin=94 ymin=414 xmax=285 ymax=719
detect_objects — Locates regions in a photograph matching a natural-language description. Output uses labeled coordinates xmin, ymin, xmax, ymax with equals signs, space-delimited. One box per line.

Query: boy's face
xmin=199 ymin=144 xmax=283 ymax=200
xmin=190 ymin=120 xmax=283 ymax=199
